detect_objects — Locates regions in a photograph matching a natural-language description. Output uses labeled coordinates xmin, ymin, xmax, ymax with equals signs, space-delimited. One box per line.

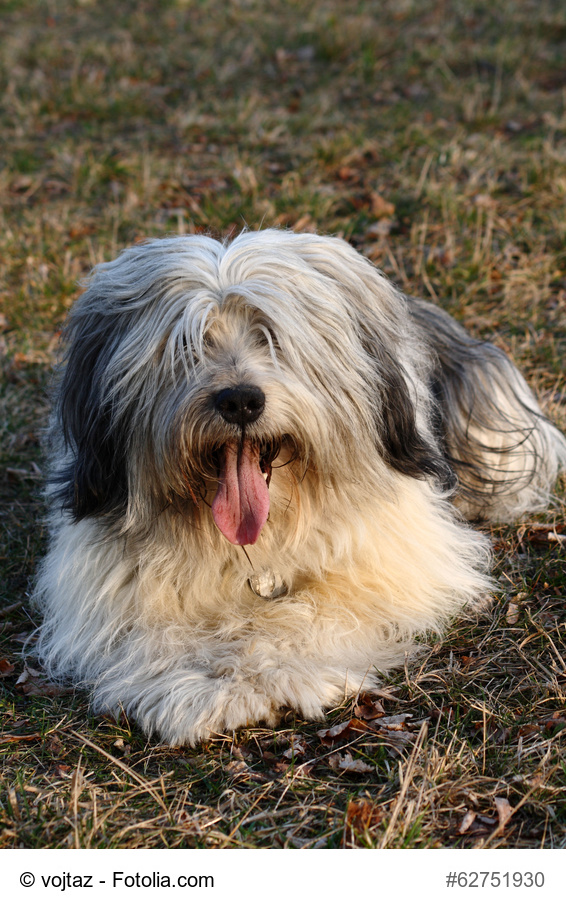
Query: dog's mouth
xmin=211 ymin=439 xmax=278 ymax=546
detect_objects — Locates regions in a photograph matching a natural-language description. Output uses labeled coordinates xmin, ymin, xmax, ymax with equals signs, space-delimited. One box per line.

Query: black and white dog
xmin=34 ymin=230 xmax=565 ymax=744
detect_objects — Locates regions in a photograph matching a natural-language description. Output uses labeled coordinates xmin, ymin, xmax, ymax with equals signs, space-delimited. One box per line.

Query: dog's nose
xmin=214 ymin=385 xmax=266 ymax=426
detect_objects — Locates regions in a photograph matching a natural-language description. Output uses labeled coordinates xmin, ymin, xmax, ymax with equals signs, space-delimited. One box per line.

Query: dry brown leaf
xmin=225 ymin=760 xmax=250 ymax=776
xmin=477 ymin=814 xmax=497 ymax=826
xmin=345 ymin=798 xmax=384 ymax=833
xmin=317 ymin=717 xmax=370 ymax=746
xmin=494 ymin=797 xmax=513 ymax=828
xmin=354 ymin=694 xmax=385 ymax=720
xmin=456 ymin=819 xmax=494 ymax=837
xmin=381 ymin=730 xmax=417 ymax=754
xmin=0 ymin=658 xmax=15 ymax=677
xmin=15 ymin=668 xmax=69 ymax=697
xmin=331 ymin=751 xmax=373 ymax=773
xmin=19 ymin=680 xmax=69 ymax=696
xmin=282 ymin=736 xmax=308 ymax=759
xmin=230 ymin=745 xmax=253 ymax=761
xmin=458 ymin=810 xmax=477 ymax=834
xmin=51 ymin=763 xmax=72 ymax=779
xmin=376 ymin=713 xmax=412 ymax=731
xmin=544 ymin=712 xmax=566 ymax=732
xmin=369 ymin=192 xmax=395 ymax=218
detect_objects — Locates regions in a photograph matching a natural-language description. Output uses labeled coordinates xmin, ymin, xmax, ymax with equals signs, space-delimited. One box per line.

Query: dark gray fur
xmin=409 ymin=297 xmax=562 ymax=519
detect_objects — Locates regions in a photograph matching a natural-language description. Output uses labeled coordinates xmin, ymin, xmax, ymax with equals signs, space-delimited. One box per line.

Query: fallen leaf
xmin=230 ymin=745 xmax=253 ymax=761
xmin=380 ymin=730 xmax=417 ymax=754
xmin=113 ymin=738 xmax=131 ymax=756
xmin=346 ymin=798 xmax=384 ymax=834
xmin=16 ymin=668 xmax=69 ymax=696
xmin=376 ymin=713 xmax=412 ymax=730
xmin=47 ymin=734 xmax=65 ymax=756
xmin=369 ymin=192 xmax=395 ymax=218
xmin=455 ymin=817 xmax=494 ymax=837
xmin=354 ymin=694 xmax=385 ymax=720
xmin=10 ymin=175 xmax=34 ymax=193
xmin=51 ymin=763 xmax=72 ymax=779
xmin=19 ymin=680 xmax=69 ymax=696
xmin=458 ymin=810 xmax=477 ymax=834
xmin=0 ymin=658 xmax=15 ymax=677
xmin=317 ymin=717 xmax=370 ymax=746
xmin=282 ymin=736 xmax=308 ymax=759
xmin=225 ymin=760 xmax=250 ymax=776
xmin=331 ymin=751 xmax=373 ymax=773
xmin=477 ymin=814 xmax=497 ymax=826
xmin=494 ymin=797 xmax=513 ymax=829
xmin=16 ymin=666 xmax=40 ymax=686
xmin=544 ymin=712 xmax=566 ymax=732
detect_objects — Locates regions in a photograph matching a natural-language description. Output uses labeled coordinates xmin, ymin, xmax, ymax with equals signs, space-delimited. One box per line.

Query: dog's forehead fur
xmin=74 ymin=230 xmax=414 ymax=434
xmin=84 ymin=229 xmax=401 ymax=348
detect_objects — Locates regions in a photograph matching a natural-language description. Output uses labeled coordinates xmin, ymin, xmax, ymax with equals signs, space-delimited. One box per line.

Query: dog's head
xmin=52 ymin=230 xmax=450 ymax=545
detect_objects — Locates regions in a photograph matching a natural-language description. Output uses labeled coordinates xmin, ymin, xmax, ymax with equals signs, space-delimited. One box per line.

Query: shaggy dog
xmin=34 ymin=230 xmax=566 ymax=745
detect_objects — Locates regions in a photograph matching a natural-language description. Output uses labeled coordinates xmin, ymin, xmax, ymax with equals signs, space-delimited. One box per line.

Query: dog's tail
xmin=409 ymin=297 xmax=566 ymax=522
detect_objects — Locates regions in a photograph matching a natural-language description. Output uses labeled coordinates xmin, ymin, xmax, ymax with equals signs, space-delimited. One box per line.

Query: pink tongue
xmin=211 ymin=441 xmax=270 ymax=545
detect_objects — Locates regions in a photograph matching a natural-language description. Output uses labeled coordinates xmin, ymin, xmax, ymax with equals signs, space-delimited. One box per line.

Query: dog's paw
xmin=144 ymin=678 xmax=282 ymax=746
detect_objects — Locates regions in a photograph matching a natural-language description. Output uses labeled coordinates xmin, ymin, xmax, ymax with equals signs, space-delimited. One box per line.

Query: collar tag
xmin=248 ymin=570 xmax=288 ymax=599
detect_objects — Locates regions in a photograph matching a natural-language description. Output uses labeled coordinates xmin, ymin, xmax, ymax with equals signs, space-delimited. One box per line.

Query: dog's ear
xmin=358 ymin=308 xmax=455 ymax=491
xmin=294 ymin=234 xmax=455 ymax=490
xmin=52 ymin=304 xmax=130 ymax=521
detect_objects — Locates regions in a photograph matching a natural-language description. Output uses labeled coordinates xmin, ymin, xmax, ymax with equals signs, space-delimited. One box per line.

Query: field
xmin=1 ymin=0 xmax=566 ymax=849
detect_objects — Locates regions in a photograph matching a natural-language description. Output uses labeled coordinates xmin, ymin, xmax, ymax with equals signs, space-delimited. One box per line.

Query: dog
xmin=33 ymin=230 xmax=566 ymax=745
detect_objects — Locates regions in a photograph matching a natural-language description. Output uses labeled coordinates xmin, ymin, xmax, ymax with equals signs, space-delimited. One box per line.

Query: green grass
xmin=1 ymin=0 xmax=566 ymax=849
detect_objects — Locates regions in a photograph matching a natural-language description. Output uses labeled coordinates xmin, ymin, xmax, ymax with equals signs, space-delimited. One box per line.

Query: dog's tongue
xmin=212 ymin=441 xmax=269 ymax=545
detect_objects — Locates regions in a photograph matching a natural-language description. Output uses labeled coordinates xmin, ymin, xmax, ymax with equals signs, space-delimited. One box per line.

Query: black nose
xmin=214 ymin=385 xmax=266 ymax=426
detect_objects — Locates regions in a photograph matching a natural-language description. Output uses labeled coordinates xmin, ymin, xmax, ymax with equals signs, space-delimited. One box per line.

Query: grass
xmin=1 ymin=0 xmax=566 ymax=849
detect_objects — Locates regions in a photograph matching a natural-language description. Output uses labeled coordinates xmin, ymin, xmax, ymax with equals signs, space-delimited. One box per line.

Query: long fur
xmin=33 ymin=230 xmax=566 ymax=745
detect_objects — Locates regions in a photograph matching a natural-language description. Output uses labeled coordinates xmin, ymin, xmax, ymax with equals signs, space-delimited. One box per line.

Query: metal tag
xmin=248 ymin=570 xmax=288 ymax=599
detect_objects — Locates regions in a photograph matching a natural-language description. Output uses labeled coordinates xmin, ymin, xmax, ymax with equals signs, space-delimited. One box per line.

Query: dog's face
xmin=52 ymin=231 xmax=449 ymax=545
